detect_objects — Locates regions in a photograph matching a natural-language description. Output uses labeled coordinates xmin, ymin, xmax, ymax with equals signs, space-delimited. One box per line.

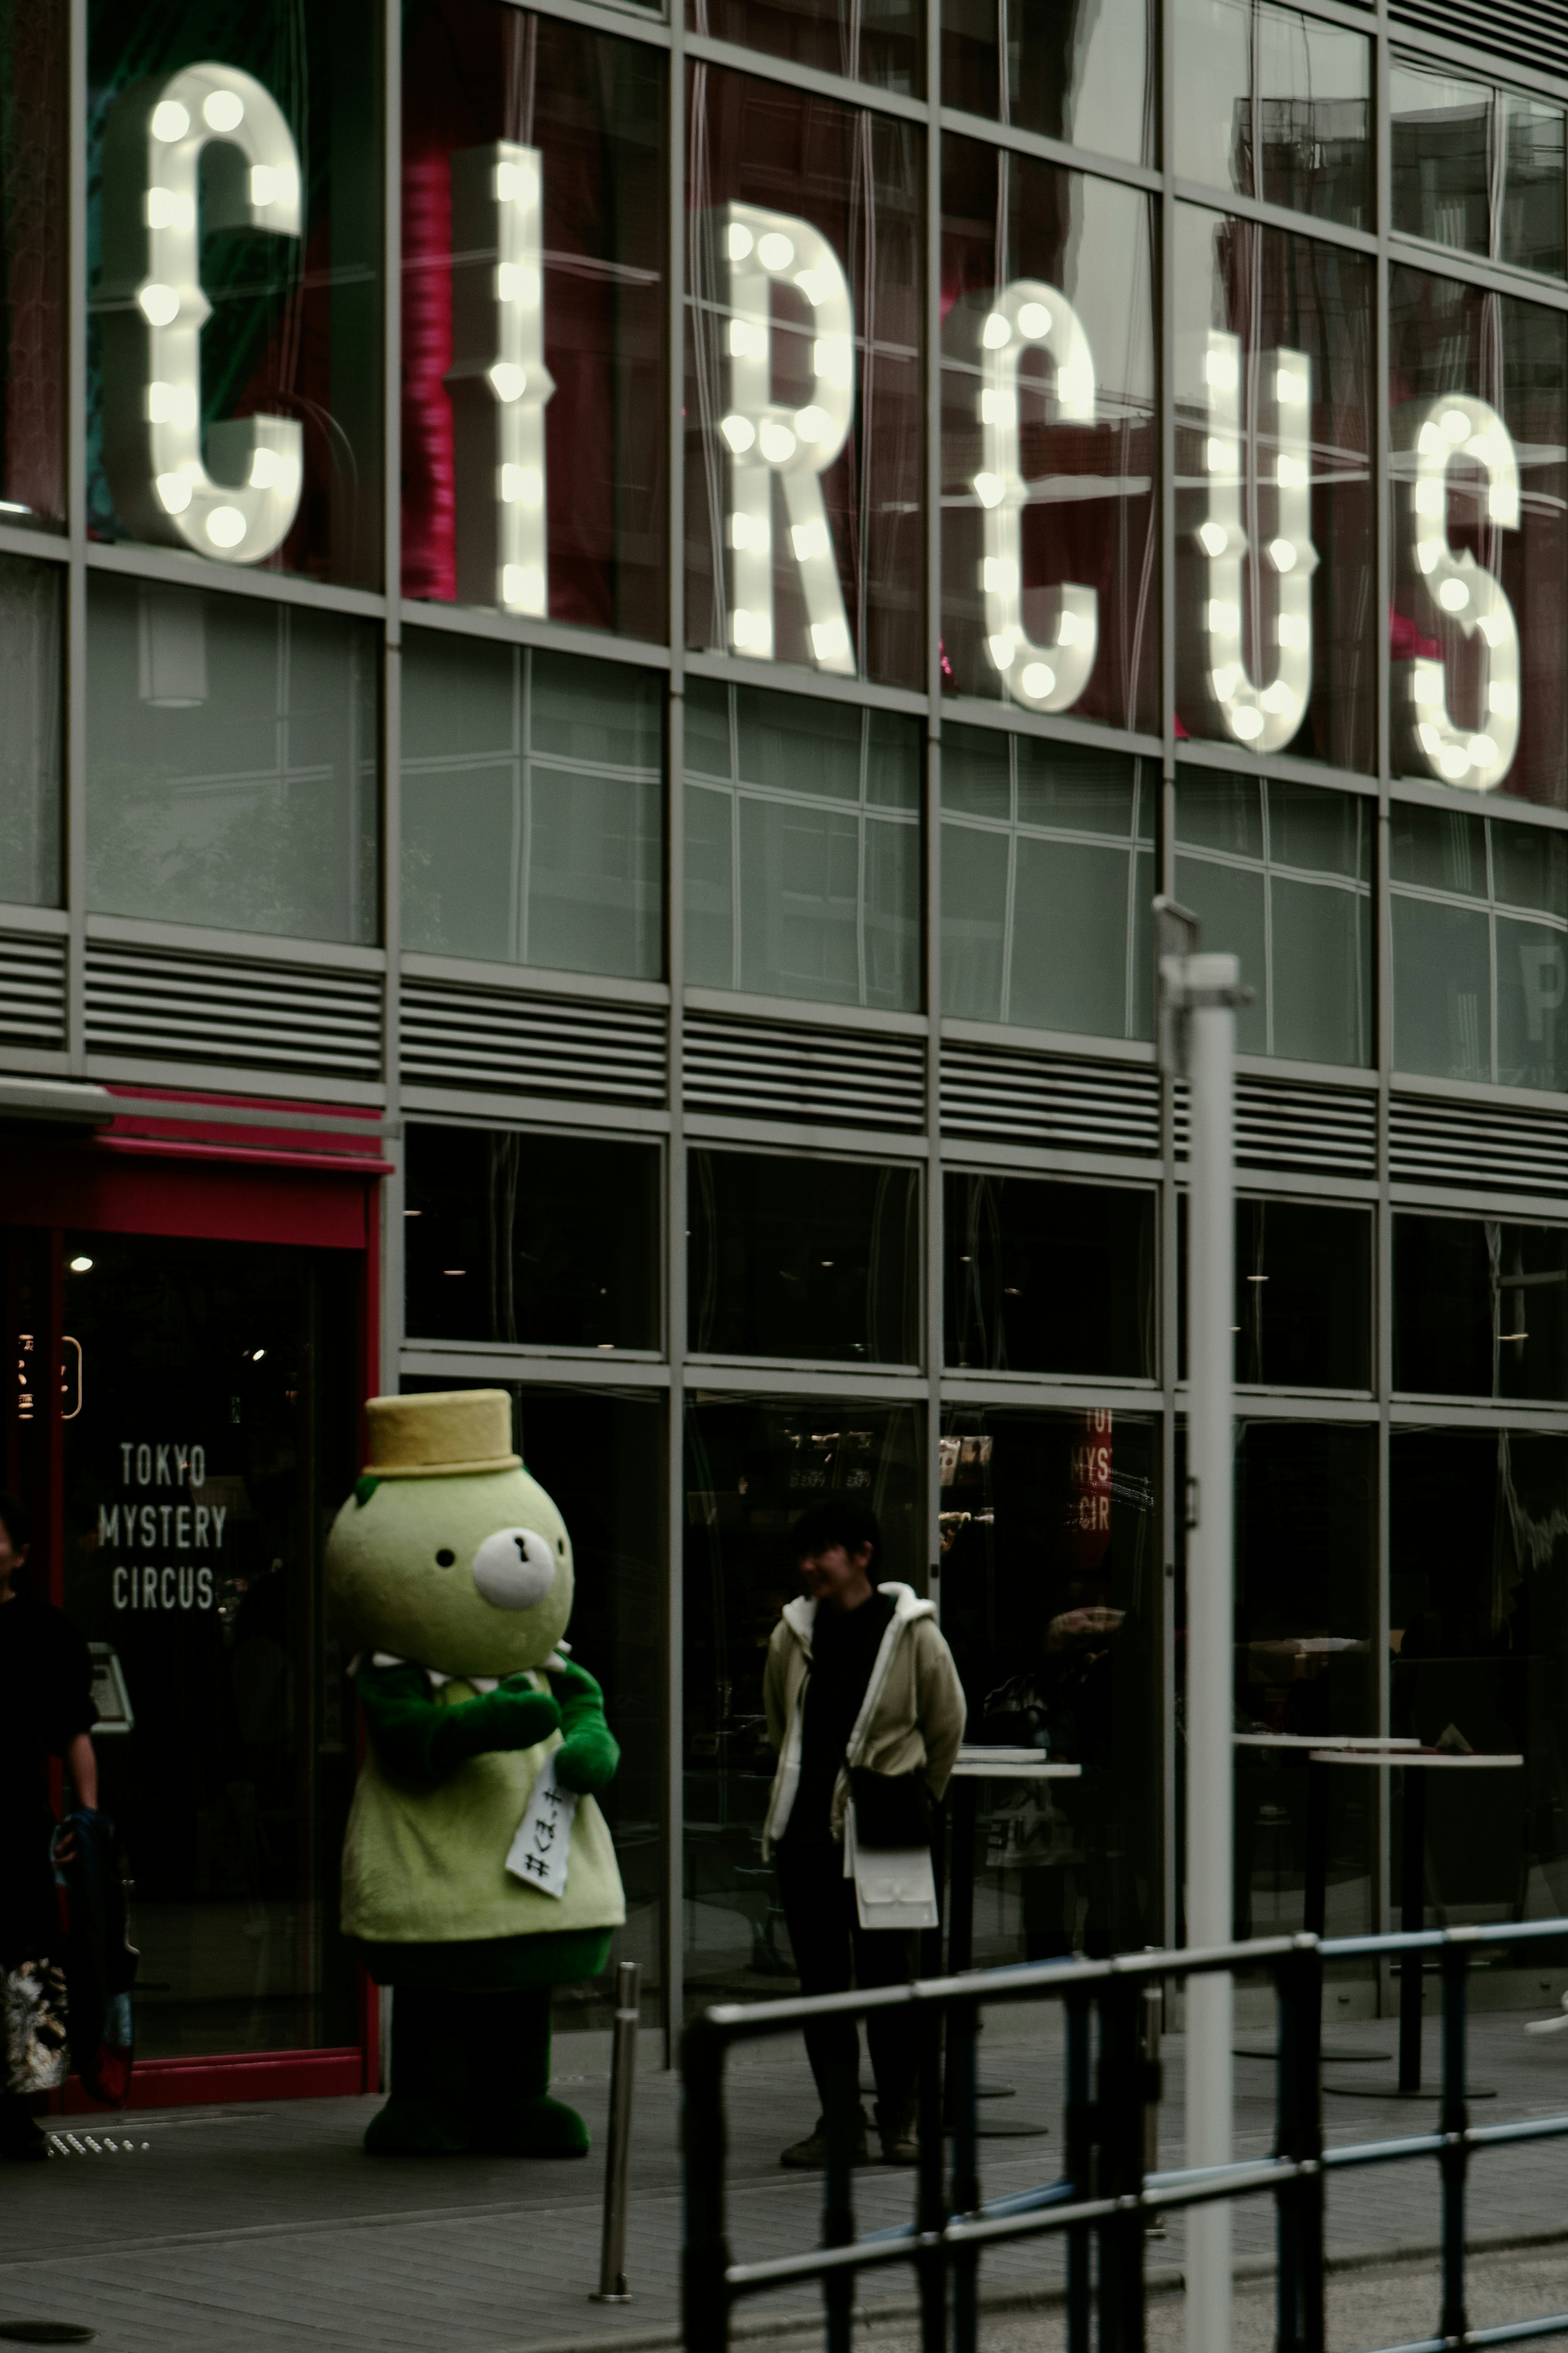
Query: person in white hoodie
xmin=762 ymin=1502 xmax=966 ymax=2169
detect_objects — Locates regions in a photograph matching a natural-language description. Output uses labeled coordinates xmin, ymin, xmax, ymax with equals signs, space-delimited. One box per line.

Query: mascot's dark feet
xmin=468 ymin=2094 xmax=591 ymax=2158
xmin=363 ymin=2094 xmax=472 ymax=2155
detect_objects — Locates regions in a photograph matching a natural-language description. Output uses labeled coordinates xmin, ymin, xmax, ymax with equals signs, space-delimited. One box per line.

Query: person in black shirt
xmin=761 ymin=1502 xmax=966 ymax=2168
xmin=0 ymin=1492 xmax=98 ymax=2161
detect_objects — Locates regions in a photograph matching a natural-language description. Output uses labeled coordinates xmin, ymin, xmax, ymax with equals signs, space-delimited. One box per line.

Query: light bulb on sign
xmin=447 ymin=143 xmax=555 ymax=616
xmin=715 ymin=199 xmax=856 ymax=673
xmin=1392 ymin=394 xmax=1521 ymax=794
xmin=99 ymin=62 xmax=303 ymax=563
xmin=1188 ymin=330 xmax=1317 ymax=752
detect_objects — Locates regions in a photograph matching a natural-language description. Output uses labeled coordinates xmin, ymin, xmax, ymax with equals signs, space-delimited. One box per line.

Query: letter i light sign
xmin=100 ymin=63 xmax=304 ymax=561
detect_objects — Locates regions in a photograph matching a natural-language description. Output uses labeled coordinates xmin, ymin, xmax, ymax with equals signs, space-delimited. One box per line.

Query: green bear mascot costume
xmin=327 ymin=1389 xmax=625 ymax=2157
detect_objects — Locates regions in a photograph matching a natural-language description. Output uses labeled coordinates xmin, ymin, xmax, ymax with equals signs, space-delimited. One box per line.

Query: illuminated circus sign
xmin=95 ymin=71 xmax=1527 ymax=799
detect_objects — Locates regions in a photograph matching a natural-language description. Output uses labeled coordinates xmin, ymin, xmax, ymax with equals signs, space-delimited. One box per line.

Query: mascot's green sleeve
xmin=327 ymin=1389 xmax=626 ymax=2159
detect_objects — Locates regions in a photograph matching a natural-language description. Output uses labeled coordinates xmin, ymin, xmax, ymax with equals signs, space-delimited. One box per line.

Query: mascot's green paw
xmin=469 ymin=2094 xmax=591 ymax=2159
xmin=364 ymin=2094 xmax=473 ymax=2155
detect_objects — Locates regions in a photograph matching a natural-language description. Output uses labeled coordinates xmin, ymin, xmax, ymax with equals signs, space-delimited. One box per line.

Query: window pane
xmin=941 ymin=724 xmax=1010 ymax=819
xmin=688 ymin=1147 xmax=920 ymax=1363
xmin=402 ymin=3 xmax=666 ymax=638
xmin=1390 ymin=268 xmax=1568 ymax=808
xmin=404 ymin=1378 xmax=667 ymax=2029
xmin=86 ymin=578 xmax=377 ymax=943
xmin=1175 ymin=207 xmax=1375 ymax=772
xmin=944 ymin=1173 xmax=1154 ymax=1376
xmin=941 ymin=142 xmax=1157 ymax=733
xmin=1174 ymin=0 xmax=1370 ymax=230
xmin=682 ymin=1398 xmax=923 ymax=2006
xmin=684 ymin=684 xmax=921 ymax=1012
xmin=1492 ymin=820 xmax=1568 ymax=920
xmin=1232 ymin=1423 xmax=1376 ymax=1936
xmin=940 ymin=0 xmax=1154 ymax=166
xmin=1497 ymin=913 xmax=1568 ymax=1093
xmin=1174 ymin=848 xmax=1268 ymax=1055
xmin=404 ymin=1124 xmax=660 ymax=1351
xmin=0 ymin=0 xmax=65 ymax=529
xmin=1392 ymin=60 xmax=1566 ymax=281
xmin=1269 ymin=872 xmax=1370 ymax=1066
xmin=401 ymin=633 xmax=663 ymax=978
xmin=1391 ymin=1430 xmax=1568 ymax=1926
xmin=691 ymin=0 xmax=918 ymax=95
xmin=685 ymin=69 xmax=923 ymax=689
xmin=89 ymin=0 xmax=381 ymax=587
xmin=938 ymin=819 xmax=1008 ymax=1019
xmin=1389 ymin=893 xmax=1491 ymax=1081
xmin=1235 ymin=1199 xmax=1370 ymax=1387
xmin=1394 ymin=1214 xmax=1568 ymax=1403
xmin=1009 ymin=834 xmax=1135 ymax=1036
xmin=940 ymin=1407 xmax=1161 ymax=1959
xmin=1390 ymin=803 xmax=1487 ymax=896
xmin=0 ymin=557 xmax=60 ymax=906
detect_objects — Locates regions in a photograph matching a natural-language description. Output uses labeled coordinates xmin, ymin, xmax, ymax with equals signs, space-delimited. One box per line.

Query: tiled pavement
xmin=4 ymin=2005 xmax=1568 ymax=2353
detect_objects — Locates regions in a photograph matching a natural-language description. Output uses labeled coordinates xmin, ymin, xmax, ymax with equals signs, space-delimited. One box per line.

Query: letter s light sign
xmin=99 ymin=63 xmax=303 ymax=564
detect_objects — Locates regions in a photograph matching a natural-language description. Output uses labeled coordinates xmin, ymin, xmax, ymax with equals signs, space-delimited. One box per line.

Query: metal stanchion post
xmin=590 ymin=1960 xmax=641 ymax=2304
xmin=1156 ymin=899 xmax=1250 ymax=2353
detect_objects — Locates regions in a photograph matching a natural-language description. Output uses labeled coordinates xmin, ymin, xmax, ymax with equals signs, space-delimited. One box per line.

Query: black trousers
xmin=774 ymin=1837 xmax=917 ymax=2128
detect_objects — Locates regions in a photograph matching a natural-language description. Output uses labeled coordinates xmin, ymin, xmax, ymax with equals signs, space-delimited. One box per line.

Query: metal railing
xmin=683 ymin=1919 xmax=1568 ymax=2353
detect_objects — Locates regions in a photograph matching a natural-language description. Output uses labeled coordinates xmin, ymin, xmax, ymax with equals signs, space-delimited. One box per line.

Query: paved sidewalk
xmin=4 ymin=2007 xmax=1568 ymax=2353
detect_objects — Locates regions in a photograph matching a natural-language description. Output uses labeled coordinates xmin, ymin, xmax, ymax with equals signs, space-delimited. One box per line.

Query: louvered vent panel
xmin=402 ymin=981 xmax=666 ymax=1106
xmin=686 ymin=1013 xmax=924 ymax=1131
xmin=85 ymin=946 xmax=382 ymax=1078
xmin=1198 ymin=1078 xmax=1378 ymax=1178
xmin=941 ymin=1047 xmax=1161 ymax=1157
xmin=1390 ymin=1096 xmax=1568 ymax=1199
xmin=1390 ymin=0 xmax=1568 ymax=86
xmin=0 ymin=933 xmax=67 ymax=1050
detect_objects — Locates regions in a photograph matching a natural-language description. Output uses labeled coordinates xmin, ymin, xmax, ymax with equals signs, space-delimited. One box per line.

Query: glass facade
xmin=12 ymin=0 xmax=1568 ymax=2073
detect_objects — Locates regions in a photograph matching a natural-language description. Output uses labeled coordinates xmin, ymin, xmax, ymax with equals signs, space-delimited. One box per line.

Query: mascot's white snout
xmin=472 ymin=1526 xmax=557 ymax=1610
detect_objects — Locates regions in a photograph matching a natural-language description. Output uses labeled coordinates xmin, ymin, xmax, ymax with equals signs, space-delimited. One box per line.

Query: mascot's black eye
xmin=435 ymin=1548 xmax=456 ymax=1568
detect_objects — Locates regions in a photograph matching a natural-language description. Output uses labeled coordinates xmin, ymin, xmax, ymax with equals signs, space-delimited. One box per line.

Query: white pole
xmin=1184 ymin=950 xmax=1237 ymax=2353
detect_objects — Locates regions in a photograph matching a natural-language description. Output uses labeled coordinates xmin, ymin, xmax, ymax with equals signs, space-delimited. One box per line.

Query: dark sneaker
xmin=879 ymin=2118 xmax=919 ymax=2165
xmin=779 ymin=2110 xmax=870 ymax=2169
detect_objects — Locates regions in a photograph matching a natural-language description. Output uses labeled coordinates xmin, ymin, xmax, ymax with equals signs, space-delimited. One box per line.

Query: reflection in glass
xmin=1175 ymin=769 xmax=1372 ymax=1065
xmin=87 ymin=0 xmax=382 ymax=587
xmin=1391 ymin=1430 xmax=1568 ymax=1925
xmin=690 ymin=0 xmax=918 ymax=95
xmin=941 ymin=140 xmax=1157 ymax=731
xmin=940 ymin=1408 xmax=1159 ymax=1960
xmin=1392 ymin=59 xmax=1566 ymax=281
xmin=1175 ymin=208 xmax=1375 ymax=771
xmin=1390 ymin=268 xmax=1568 ymax=809
xmin=1394 ymin=1214 xmax=1568 ymax=1403
xmin=1230 ymin=1423 xmax=1375 ymax=1937
xmin=1235 ymin=1198 xmax=1370 ymax=1388
xmin=402 ymin=2 xmax=666 ymax=637
xmin=405 ymin=1378 xmax=666 ymax=2027
xmin=688 ymin=1147 xmax=920 ymax=1363
xmin=0 ymin=0 xmax=65 ymax=529
xmin=683 ymin=1400 xmax=922 ymax=2006
xmin=0 ymin=557 xmax=60 ymax=906
xmin=1174 ymin=0 xmax=1370 ymax=230
xmin=404 ymin=1124 xmax=661 ymax=1351
xmin=62 ymin=1232 xmax=362 ymax=2056
xmin=941 ymin=0 xmax=1154 ymax=167
xmin=944 ymin=1173 xmax=1155 ymax=1376
xmin=684 ymin=67 xmax=923 ymax=689
xmin=684 ymin=679 xmax=920 ymax=1010
xmin=403 ymin=633 xmax=662 ymax=979
xmin=86 ymin=577 xmax=378 ymax=943
xmin=940 ymin=729 xmax=1155 ymax=1037
xmin=1390 ymin=804 xmax=1568 ymax=1090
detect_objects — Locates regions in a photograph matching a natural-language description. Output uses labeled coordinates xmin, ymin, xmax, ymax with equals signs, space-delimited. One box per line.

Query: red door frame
xmin=9 ymin=1087 xmax=390 ymax=2112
